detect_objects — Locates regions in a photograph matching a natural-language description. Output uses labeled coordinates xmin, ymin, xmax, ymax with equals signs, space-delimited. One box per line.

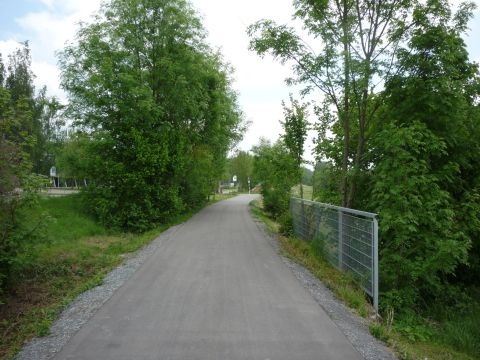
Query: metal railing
xmin=290 ymin=198 xmax=379 ymax=312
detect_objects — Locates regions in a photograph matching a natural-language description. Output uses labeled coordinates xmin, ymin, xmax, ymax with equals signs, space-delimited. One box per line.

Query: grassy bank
xmin=249 ymin=200 xmax=479 ymax=360
xmin=291 ymin=184 xmax=313 ymax=200
xmin=0 ymin=193 xmax=233 ymax=359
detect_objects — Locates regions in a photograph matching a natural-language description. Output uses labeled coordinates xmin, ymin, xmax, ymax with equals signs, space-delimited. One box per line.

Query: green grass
xmin=440 ymin=304 xmax=480 ymax=358
xmin=0 ymin=194 xmax=224 ymax=360
xmin=249 ymin=199 xmax=479 ymax=360
xmin=291 ymin=184 xmax=314 ymax=200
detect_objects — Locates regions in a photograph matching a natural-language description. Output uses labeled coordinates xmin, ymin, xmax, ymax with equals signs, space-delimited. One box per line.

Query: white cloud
xmin=191 ymin=0 xmax=304 ymax=153
xmin=0 ymin=39 xmax=24 ymax=59
xmin=3 ymin=0 xmax=478 ymax=160
xmin=31 ymin=60 xmax=64 ymax=100
xmin=38 ymin=0 xmax=55 ymax=9
xmin=16 ymin=11 xmax=76 ymax=60
xmin=16 ymin=1 xmax=100 ymax=62
xmin=2 ymin=1 xmax=101 ymax=100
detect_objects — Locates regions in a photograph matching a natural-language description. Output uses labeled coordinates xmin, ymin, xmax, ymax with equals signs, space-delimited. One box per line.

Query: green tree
xmin=252 ymin=138 xmax=297 ymax=218
xmin=59 ymin=0 xmax=243 ymax=230
xmin=55 ymin=131 xmax=92 ymax=183
xmin=4 ymin=43 xmax=63 ymax=176
xmin=368 ymin=0 xmax=480 ymax=310
xmin=281 ymin=95 xmax=308 ymax=198
xmin=0 ymin=51 xmax=49 ymax=297
xmin=248 ymin=0 xmax=413 ymax=207
xmin=228 ymin=150 xmax=254 ymax=192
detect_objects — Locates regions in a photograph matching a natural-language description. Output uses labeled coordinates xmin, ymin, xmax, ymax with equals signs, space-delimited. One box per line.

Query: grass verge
xmin=249 ymin=199 xmax=478 ymax=360
xmin=0 ymin=193 xmax=232 ymax=360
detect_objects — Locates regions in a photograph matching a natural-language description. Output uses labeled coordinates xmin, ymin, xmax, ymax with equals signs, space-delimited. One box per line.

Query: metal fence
xmin=290 ymin=198 xmax=379 ymax=312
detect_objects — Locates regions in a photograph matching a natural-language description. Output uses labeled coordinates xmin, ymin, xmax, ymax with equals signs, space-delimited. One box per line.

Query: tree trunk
xmin=347 ymin=68 xmax=369 ymax=208
xmin=341 ymin=0 xmax=351 ymax=208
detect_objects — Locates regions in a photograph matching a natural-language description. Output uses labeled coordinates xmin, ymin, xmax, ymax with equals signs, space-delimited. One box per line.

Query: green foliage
xmin=371 ymin=122 xmax=469 ymax=309
xmin=249 ymin=0 xmax=413 ymax=207
xmin=0 ymin=47 xmax=54 ymax=298
xmin=0 ymin=194 xmax=209 ymax=358
xmin=440 ymin=304 xmax=480 ymax=358
xmin=252 ymin=139 xmax=296 ymax=218
xmin=369 ymin=322 xmax=391 ymax=343
xmin=368 ymin=1 xmax=480 ymax=312
xmin=225 ymin=150 xmax=254 ymax=192
xmin=59 ymin=0 xmax=244 ymax=231
xmin=281 ymin=96 xmax=308 ymax=168
xmin=312 ymin=162 xmax=342 ymax=205
xmin=281 ymin=95 xmax=308 ymax=198
xmin=3 ymin=43 xmax=64 ymax=176
xmin=54 ymin=132 xmax=92 ymax=180
xmin=278 ymin=211 xmax=293 ymax=236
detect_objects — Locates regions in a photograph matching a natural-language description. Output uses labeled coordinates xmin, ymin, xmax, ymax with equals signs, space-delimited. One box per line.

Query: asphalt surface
xmin=54 ymin=195 xmax=363 ymax=360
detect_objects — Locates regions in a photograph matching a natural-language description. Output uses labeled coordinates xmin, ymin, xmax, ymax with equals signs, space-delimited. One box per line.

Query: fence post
xmin=338 ymin=210 xmax=343 ymax=269
xmin=373 ymin=217 xmax=379 ymax=314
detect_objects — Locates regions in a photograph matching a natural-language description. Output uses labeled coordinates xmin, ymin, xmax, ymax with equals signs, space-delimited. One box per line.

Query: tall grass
xmin=440 ymin=305 xmax=480 ymax=358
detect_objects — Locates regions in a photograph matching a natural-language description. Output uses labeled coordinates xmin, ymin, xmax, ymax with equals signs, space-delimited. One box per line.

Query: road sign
xmin=50 ymin=166 xmax=57 ymax=177
xmin=233 ymin=175 xmax=237 ymax=182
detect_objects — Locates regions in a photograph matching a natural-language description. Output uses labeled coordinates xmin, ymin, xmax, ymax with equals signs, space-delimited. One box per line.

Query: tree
xmin=368 ymin=0 xmax=480 ymax=310
xmin=59 ymin=0 xmax=243 ymax=230
xmin=248 ymin=0 xmax=413 ymax=207
xmin=4 ymin=43 xmax=63 ymax=176
xmin=281 ymin=95 xmax=308 ymax=198
xmin=227 ymin=151 xmax=254 ymax=192
xmin=55 ymin=131 xmax=92 ymax=183
xmin=252 ymin=138 xmax=297 ymax=218
xmin=0 ymin=51 xmax=49 ymax=297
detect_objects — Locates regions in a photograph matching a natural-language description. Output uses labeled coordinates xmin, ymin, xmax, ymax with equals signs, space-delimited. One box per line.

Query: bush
xmin=252 ymin=139 xmax=297 ymax=219
xmin=278 ymin=211 xmax=293 ymax=235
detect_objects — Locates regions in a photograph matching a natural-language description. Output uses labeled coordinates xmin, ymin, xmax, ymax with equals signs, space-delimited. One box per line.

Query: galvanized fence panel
xmin=290 ymin=198 xmax=379 ymax=312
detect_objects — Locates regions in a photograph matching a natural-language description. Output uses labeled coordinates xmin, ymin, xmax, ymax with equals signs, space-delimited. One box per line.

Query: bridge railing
xmin=289 ymin=198 xmax=379 ymax=312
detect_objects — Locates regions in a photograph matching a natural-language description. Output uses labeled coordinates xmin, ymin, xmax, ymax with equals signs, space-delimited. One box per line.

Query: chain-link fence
xmin=290 ymin=198 xmax=379 ymax=312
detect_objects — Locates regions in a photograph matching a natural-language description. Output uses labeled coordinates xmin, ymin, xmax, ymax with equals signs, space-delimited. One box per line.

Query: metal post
xmin=373 ymin=217 xmax=379 ymax=314
xmin=338 ymin=210 xmax=343 ymax=269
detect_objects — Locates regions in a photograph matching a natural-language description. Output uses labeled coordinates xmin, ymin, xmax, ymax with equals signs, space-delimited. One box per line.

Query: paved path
xmin=54 ymin=195 xmax=363 ymax=360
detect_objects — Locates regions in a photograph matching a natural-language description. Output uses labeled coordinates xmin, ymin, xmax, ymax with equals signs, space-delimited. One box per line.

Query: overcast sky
xmin=1 ymin=0 xmax=479 ymax=161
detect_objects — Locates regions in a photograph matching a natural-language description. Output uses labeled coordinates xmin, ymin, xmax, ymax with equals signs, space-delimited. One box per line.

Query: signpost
xmin=50 ymin=166 xmax=57 ymax=187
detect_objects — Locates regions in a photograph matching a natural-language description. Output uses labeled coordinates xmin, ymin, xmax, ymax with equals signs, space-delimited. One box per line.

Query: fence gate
xmin=290 ymin=198 xmax=379 ymax=312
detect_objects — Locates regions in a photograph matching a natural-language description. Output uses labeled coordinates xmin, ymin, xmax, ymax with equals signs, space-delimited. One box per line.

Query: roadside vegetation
xmin=250 ymin=200 xmax=478 ymax=360
xmin=248 ymin=1 xmax=480 ymax=359
xmin=1 ymin=0 xmax=243 ymax=358
xmin=1 ymin=0 xmax=244 ymax=298
xmin=0 ymin=193 xmax=234 ymax=359
xmin=1 ymin=0 xmax=480 ymax=359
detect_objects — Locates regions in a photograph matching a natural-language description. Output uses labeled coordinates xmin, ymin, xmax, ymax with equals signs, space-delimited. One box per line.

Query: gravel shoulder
xmin=14 ymin=225 xmax=183 ymax=360
xmin=251 ymin=215 xmax=398 ymax=360
xmin=16 ymin=197 xmax=396 ymax=360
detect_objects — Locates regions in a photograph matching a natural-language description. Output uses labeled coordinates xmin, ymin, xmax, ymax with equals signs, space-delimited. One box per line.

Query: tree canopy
xmin=59 ymin=0 xmax=245 ymax=230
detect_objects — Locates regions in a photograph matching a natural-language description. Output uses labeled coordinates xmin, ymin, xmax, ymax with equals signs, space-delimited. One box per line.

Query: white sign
xmin=50 ymin=166 xmax=57 ymax=177
xmin=232 ymin=175 xmax=237 ymax=182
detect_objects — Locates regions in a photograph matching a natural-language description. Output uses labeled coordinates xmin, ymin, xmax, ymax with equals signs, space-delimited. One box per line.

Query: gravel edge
xmin=14 ymin=224 xmax=183 ymax=360
xmin=15 ymin=206 xmax=397 ymax=360
xmin=252 ymin=216 xmax=398 ymax=360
